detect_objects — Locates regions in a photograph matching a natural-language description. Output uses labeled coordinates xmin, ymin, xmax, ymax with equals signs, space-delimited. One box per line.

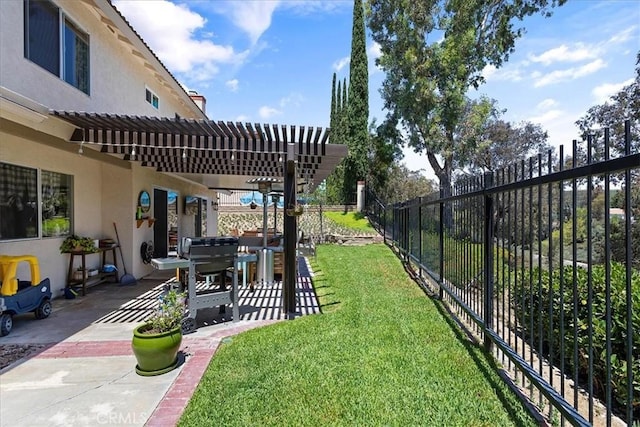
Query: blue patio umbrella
xmin=168 ymin=191 xmax=177 ymax=205
xmin=239 ymin=191 xmax=262 ymax=207
xmin=239 ymin=192 xmax=283 ymax=208
xmin=272 ymin=194 xmax=284 ymax=209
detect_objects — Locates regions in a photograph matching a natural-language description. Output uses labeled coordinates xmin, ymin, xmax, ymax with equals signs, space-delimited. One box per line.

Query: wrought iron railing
xmin=366 ymin=121 xmax=639 ymax=426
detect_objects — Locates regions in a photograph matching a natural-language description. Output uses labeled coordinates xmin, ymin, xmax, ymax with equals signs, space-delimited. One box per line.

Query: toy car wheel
xmin=0 ymin=313 xmax=12 ymax=336
xmin=35 ymin=300 xmax=52 ymax=319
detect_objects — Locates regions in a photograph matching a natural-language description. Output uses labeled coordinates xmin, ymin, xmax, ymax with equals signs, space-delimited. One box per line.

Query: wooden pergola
xmin=52 ymin=111 xmax=348 ymax=316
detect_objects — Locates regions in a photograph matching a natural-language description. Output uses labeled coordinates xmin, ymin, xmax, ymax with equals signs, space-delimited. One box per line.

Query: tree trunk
xmin=427 ymin=151 xmax=453 ymax=230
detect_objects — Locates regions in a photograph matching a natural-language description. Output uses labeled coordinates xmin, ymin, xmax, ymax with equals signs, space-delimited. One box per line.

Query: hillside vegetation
xmin=218 ymin=210 xmax=379 ymax=239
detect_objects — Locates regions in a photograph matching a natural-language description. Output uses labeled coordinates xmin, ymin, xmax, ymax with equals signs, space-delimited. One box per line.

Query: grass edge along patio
xmin=179 ymin=244 xmax=538 ymax=426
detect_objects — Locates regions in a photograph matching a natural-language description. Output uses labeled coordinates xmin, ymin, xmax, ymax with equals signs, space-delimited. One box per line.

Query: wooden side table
xmin=66 ymin=246 xmax=119 ymax=296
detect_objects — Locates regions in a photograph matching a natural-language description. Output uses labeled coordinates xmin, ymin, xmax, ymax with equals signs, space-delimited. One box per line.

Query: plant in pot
xmin=59 ymin=235 xmax=97 ymax=253
xmin=286 ymin=203 xmax=304 ymax=217
xmin=131 ymin=288 xmax=187 ymax=376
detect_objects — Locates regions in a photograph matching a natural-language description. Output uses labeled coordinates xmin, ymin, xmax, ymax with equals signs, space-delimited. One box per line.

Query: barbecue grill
xmin=179 ymin=236 xmax=240 ymax=332
xmin=180 ymin=236 xmax=238 ymax=272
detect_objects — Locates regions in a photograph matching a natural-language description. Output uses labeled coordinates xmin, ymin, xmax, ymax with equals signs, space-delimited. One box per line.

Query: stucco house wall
xmin=0 ymin=0 xmax=217 ymax=298
xmin=0 ymin=0 xmax=201 ymax=118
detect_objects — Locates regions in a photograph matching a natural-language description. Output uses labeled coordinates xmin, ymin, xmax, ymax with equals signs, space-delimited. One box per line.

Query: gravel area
xmin=0 ymin=344 xmax=48 ymax=371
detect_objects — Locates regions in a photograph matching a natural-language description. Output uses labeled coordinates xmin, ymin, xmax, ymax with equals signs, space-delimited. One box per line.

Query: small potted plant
xmin=131 ymin=288 xmax=186 ymax=376
xmin=286 ymin=203 xmax=304 ymax=217
xmin=59 ymin=235 xmax=97 ymax=253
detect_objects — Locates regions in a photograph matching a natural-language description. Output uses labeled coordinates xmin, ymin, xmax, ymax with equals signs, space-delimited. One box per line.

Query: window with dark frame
xmin=63 ymin=17 xmax=89 ymax=94
xmin=24 ymin=0 xmax=90 ymax=95
xmin=145 ymin=88 xmax=159 ymax=109
xmin=0 ymin=163 xmax=38 ymax=240
xmin=41 ymin=170 xmax=73 ymax=238
xmin=0 ymin=162 xmax=74 ymax=241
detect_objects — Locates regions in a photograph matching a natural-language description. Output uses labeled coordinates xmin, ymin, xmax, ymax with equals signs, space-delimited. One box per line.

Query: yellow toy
xmin=0 ymin=255 xmax=52 ymax=336
xmin=0 ymin=255 xmax=41 ymax=296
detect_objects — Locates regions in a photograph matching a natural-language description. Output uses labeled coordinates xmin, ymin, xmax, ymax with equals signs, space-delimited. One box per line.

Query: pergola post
xmin=283 ymin=143 xmax=297 ymax=317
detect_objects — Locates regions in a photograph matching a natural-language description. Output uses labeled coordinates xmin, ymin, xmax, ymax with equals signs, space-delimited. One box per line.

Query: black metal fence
xmin=365 ymin=121 xmax=639 ymax=426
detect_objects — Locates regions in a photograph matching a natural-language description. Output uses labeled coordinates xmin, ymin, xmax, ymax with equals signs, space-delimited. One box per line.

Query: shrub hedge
xmin=513 ymin=263 xmax=640 ymax=421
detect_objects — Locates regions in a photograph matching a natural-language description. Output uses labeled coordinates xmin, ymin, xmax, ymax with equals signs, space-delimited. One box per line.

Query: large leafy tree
xmin=373 ymin=161 xmax=437 ymax=204
xmin=576 ymin=52 xmax=639 ymax=161
xmin=577 ymin=53 xmax=640 ymax=270
xmin=366 ymin=0 xmax=566 ymax=197
xmin=576 ymin=52 xmax=640 ymax=219
xmin=366 ymin=119 xmax=403 ymax=197
xmin=468 ymin=119 xmax=551 ymax=174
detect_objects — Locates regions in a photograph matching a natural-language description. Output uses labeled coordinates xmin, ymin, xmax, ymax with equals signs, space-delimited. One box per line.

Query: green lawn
xmin=179 ymin=244 xmax=536 ymax=427
xmin=323 ymin=211 xmax=374 ymax=232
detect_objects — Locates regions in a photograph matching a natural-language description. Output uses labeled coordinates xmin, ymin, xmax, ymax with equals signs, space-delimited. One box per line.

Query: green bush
xmin=421 ymin=232 xmax=514 ymax=290
xmin=513 ymin=263 xmax=640 ymax=420
xmin=602 ymin=219 xmax=640 ymax=270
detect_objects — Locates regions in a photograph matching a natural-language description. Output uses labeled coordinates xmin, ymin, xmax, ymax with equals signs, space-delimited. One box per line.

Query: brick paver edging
xmin=30 ymin=320 xmax=279 ymax=426
xmin=146 ymin=320 xmax=278 ymax=426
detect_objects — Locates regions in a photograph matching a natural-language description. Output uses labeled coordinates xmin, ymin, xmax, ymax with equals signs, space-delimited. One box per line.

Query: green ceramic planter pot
xmin=131 ymin=323 xmax=182 ymax=376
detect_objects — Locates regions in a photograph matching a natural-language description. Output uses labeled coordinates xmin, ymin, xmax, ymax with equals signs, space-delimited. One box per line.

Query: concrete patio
xmin=0 ymin=257 xmax=320 ymax=426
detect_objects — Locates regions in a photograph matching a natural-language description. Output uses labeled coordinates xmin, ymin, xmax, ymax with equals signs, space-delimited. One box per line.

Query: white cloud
xmin=213 ymin=1 xmax=280 ymax=44
xmin=526 ymin=108 xmax=581 ymax=149
xmin=532 ymin=59 xmax=607 ymax=87
xmin=530 ymin=109 xmax=564 ymax=124
xmin=279 ymin=1 xmax=350 ymax=15
xmin=482 ymin=63 xmax=525 ymax=82
xmin=482 ymin=64 xmax=497 ymax=80
xmin=235 ymin=114 xmax=249 ymax=122
xmin=368 ymin=42 xmax=382 ymax=60
xmin=529 ymin=43 xmax=599 ymax=65
xmin=279 ymin=92 xmax=304 ymax=108
xmin=210 ymin=1 xmax=348 ymax=45
xmin=592 ymin=78 xmax=634 ymax=103
xmin=226 ymin=79 xmax=239 ymax=92
xmin=259 ymin=106 xmax=282 ymax=119
xmin=367 ymin=42 xmax=383 ymax=74
xmin=112 ymin=0 xmax=248 ymax=81
xmin=536 ymin=98 xmax=558 ymax=110
xmin=608 ymin=26 xmax=638 ymax=44
xmin=333 ymin=56 xmax=350 ymax=72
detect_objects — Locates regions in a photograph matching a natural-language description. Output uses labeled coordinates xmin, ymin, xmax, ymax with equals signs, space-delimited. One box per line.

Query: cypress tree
xmin=336 ymin=79 xmax=343 ymax=141
xmin=345 ymin=0 xmax=369 ymax=188
xmin=330 ymin=73 xmax=337 ymax=132
xmin=325 ymin=1 xmax=370 ymax=205
xmin=338 ymin=78 xmax=351 ymax=204
xmin=339 ymin=78 xmax=349 ymax=148
xmin=325 ymin=78 xmax=344 ymax=204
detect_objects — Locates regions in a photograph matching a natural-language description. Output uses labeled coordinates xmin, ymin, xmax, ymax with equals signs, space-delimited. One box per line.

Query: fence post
xmin=439 ymin=189 xmax=444 ymax=300
xmin=418 ymin=198 xmax=423 ymax=270
xmin=483 ymin=172 xmax=494 ymax=351
xmin=403 ymin=204 xmax=409 ymax=261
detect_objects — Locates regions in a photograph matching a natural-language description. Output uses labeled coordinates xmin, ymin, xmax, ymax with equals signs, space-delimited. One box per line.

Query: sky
xmin=112 ymin=0 xmax=639 ymax=180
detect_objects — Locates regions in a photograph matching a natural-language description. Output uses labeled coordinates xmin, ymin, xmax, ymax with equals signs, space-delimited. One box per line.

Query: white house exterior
xmin=0 ymin=0 xmax=218 ymax=297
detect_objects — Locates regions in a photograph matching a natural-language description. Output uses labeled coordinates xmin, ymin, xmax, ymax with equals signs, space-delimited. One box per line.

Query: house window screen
xmin=146 ymin=88 xmax=159 ymax=109
xmin=24 ymin=0 xmax=90 ymax=94
xmin=0 ymin=163 xmax=75 ymax=241
xmin=24 ymin=0 xmax=60 ymax=76
xmin=41 ymin=171 xmax=73 ymax=237
xmin=0 ymin=163 xmax=38 ymax=240
xmin=63 ymin=18 xmax=90 ymax=94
